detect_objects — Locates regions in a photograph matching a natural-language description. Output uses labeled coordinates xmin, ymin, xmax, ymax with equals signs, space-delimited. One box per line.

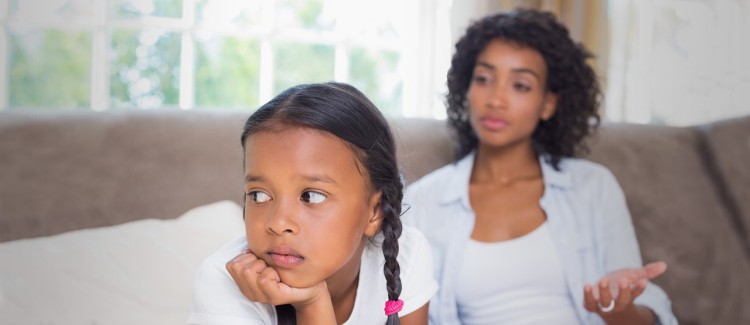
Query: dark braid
xmin=274 ymin=304 xmax=296 ymax=324
xmin=241 ymin=82 xmax=405 ymax=324
xmin=379 ymin=178 xmax=404 ymax=325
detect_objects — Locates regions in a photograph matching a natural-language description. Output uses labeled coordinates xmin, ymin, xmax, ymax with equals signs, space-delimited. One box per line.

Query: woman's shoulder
xmin=405 ymin=155 xmax=471 ymax=201
xmin=556 ymin=157 xmax=620 ymax=187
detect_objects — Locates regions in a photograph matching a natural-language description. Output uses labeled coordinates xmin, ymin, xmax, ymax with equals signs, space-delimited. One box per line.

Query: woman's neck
xmin=472 ymin=141 xmax=541 ymax=184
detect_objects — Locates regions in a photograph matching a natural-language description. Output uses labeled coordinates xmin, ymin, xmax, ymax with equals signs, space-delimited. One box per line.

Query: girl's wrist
xmin=293 ymin=285 xmax=336 ymax=325
xmin=292 ymin=282 xmax=332 ymax=314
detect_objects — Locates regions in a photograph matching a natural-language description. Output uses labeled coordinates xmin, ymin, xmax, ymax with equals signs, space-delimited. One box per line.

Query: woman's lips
xmin=268 ymin=246 xmax=304 ymax=268
xmin=480 ymin=117 xmax=509 ymax=131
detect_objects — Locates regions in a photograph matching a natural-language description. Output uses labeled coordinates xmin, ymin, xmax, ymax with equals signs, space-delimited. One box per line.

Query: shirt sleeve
xmin=597 ymin=170 xmax=678 ymax=325
xmin=187 ymin=239 xmax=273 ymax=325
xmin=397 ymin=226 xmax=439 ymax=316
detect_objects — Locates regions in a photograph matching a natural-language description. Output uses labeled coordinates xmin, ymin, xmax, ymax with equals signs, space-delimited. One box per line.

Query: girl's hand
xmin=583 ymin=261 xmax=667 ymax=316
xmin=226 ymin=249 xmax=330 ymax=308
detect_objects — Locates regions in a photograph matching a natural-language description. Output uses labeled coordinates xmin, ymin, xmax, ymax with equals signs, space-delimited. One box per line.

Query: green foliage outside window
xmin=9 ymin=30 xmax=91 ymax=109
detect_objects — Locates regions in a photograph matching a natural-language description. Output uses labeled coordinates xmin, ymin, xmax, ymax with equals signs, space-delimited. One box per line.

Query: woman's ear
xmin=541 ymin=92 xmax=558 ymax=121
xmin=364 ymin=191 xmax=384 ymax=237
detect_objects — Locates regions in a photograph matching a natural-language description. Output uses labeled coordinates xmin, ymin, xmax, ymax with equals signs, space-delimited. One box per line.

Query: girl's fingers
xmin=257 ymin=267 xmax=284 ymax=304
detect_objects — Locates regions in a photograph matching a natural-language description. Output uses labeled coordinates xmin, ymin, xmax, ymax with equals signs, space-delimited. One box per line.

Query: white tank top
xmin=455 ymin=222 xmax=580 ymax=324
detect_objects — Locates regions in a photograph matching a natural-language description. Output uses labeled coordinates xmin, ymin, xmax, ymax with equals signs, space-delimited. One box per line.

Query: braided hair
xmin=240 ymin=82 xmax=404 ymax=324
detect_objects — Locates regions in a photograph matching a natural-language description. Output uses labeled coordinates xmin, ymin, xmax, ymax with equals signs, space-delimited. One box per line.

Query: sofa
xmin=0 ymin=110 xmax=748 ymax=324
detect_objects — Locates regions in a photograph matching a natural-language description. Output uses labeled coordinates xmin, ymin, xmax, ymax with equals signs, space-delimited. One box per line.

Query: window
xmin=0 ymin=0 xmax=448 ymax=117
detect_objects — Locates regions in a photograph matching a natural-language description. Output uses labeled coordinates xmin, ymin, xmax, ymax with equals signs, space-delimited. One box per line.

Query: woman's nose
xmin=487 ymin=86 xmax=507 ymax=109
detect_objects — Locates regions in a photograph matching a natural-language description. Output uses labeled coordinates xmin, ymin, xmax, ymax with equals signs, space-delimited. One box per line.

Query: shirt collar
xmin=438 ymin=152 xmax=573 ymax=206
xmin=539 ymin=154 xmax=573 ymax=189
xmin=439 ymin=153 xmax=474 ymax=206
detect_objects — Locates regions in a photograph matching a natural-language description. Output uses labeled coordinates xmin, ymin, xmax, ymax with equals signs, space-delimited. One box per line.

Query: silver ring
xmin=598 ymin=299 xmax=615 ymax=313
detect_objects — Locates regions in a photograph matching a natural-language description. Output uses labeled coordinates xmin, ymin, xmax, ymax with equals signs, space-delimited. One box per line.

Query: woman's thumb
xmin=643 ymin=261 xmax=668 ymax=279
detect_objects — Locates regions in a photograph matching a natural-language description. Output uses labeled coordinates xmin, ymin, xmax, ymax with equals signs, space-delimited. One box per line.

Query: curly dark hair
xmin=446 ymin=9 xmax=601 ymax=169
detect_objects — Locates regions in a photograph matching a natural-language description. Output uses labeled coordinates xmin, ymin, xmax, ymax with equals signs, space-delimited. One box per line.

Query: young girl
xmin=188 ymin=82 xmax=437 ymax=324
xmin=404 ymin=9 xmax=677 ymax=325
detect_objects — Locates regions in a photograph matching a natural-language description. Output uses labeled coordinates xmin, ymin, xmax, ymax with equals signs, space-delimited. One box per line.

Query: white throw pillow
xmin=0 ymin=200 xmax=244 ymax=325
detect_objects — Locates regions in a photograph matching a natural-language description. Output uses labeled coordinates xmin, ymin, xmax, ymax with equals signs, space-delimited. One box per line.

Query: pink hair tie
xmin=384 ymin=299 xmax=404 ymax=316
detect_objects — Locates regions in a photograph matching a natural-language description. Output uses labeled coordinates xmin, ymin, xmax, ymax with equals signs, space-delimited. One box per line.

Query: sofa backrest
xmin=0 ymin=111 xmax=454 ymax=242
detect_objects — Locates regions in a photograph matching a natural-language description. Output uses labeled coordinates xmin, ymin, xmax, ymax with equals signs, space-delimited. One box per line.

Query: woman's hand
xmin=225 ymin=249 xmax=330 ymax=309
xmin=583 ymin=261 xmax=667 ymax=323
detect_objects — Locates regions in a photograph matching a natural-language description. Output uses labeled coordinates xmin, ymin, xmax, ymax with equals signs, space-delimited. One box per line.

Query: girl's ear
xmin=364 ymin=191 xmax=384 ymax=237
xmin=541 ymin=92 xmax=558 ymax=121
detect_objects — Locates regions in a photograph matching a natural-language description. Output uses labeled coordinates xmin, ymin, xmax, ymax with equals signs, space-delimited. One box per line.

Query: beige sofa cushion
xmin=586 ymin=123 xmax=750 ymax=325
xmin=0 ymin=200 xmax=244 ymax=324
xmin=700 ymin=116 xmax=750 ymax=251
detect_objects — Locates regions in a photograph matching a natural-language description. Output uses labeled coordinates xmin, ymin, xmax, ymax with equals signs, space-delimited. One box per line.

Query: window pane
xmin=275 ymin=0 xmax=334 ymax=31
xmin=337 ymin=0 xmax=410 ymax=40
xmin=111 ymin=0 xmax=183 ymax=19
xmin=11 ymin=0 xmax=95 ymax=21
xmin=196 ymin=0 xmax=263 ymax=28
xmin=110 ymin=29 xmax=181 ymax=109
xmin=274 ymin=43 xmax=334 ymax=94
xmin=9 ymin=29 xmax=91 ymax=109
xmin=349 ymin=48 xmax=402 ymax=115
xmin=195 ymin=34 xmax=260 ymax=108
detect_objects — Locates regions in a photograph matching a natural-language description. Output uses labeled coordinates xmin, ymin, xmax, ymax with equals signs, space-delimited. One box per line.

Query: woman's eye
xmin=514 ymin=82 xmax=531 ymax=92
xmin=301 ymin=191 xmax=327 ymax=204
xmin=472 ymin=75 xmax=490 ymax=85
xmin=247 ymin=191 xmax=271 ymax=203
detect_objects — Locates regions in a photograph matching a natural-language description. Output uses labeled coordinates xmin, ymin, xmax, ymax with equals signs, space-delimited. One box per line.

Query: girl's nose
xmin=266 ymin=200 xmax=299 ymax=235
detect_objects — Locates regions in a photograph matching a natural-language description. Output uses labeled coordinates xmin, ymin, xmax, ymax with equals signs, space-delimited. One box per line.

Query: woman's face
xmin=467 ymin=38 xmax=557 ymax=150
xmin=243 ymin=127 xmax=382 ymax=288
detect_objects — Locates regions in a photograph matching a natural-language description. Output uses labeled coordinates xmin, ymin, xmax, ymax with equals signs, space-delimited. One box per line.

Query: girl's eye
xmin=248 ymin=191 xmax=271 ymax=203
xmin=301 ymin=191 xmax=327 ymax=204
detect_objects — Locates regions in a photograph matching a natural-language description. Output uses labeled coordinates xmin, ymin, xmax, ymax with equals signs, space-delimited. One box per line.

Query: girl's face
xmin=243 ymin=127 xmax=383 ymax=288
xmin=467 ymin=38 xmax=557 ymax=150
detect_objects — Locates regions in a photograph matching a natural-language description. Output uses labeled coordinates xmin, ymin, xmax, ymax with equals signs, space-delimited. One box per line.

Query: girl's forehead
xmin=244 ymin=127 xmax=368 ymax=183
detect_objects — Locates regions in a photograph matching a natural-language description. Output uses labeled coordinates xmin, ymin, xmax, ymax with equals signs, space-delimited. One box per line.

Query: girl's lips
xmin=480 ymin=117 xmax=509 ymax=131
xmin=268 ymin=246 xmax=304 ymax=268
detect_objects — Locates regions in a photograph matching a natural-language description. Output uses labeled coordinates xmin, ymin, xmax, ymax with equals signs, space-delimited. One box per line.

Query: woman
xmin=403 ymin=9 xmax=677 ymax=325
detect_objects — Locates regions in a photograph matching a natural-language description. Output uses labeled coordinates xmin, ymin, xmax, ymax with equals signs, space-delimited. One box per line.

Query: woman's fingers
xmin=583 ymin=285 xmax=599 ymax=312
xmin=643 ymin=261 xmax=668 ymax=279
xmin=598 ymin=278 xmax=614 ymax=312
xmin=630 ymin=278 xmax=648 ymax=298
xmin=614 ymin=278 xmax=633 ymax=312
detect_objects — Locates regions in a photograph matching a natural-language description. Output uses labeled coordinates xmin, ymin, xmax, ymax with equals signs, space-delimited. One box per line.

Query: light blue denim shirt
xmin=402 ymin=153 xmax=677 ymax=325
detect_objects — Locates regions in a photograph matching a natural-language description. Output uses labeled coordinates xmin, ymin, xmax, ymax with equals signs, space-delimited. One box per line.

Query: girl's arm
xmin=400 ymin=303 xmax=429 ymax=325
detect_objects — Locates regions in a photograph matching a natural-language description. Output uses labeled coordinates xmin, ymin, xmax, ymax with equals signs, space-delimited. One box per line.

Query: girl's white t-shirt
xmin=187 ymin=226 xmax=438 ymax=325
